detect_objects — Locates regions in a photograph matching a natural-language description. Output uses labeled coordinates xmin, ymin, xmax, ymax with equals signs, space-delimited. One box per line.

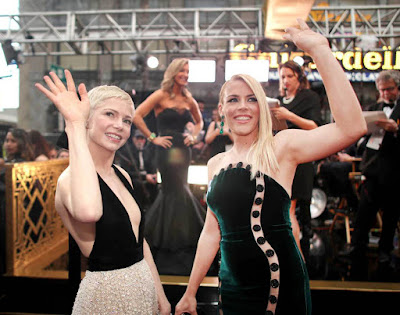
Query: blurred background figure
xmin=48 ymin=143 xmax=58 ymax=159
xmin=0 ymin=127 xmax=35 ymax=274
xmin=57 ymin=148 xmax=70 ymax=159
xmin=3 ymin=128 xmax=35 ymax=163
xmin=272 ymin=60 xmax=322 ymax=266
xmin=133 ymin=58 xmax=206 ymax=276
xmin=349 ymin=69 xmax=400 ymax=281
xmin=205 ymin=108 xmax=233 ymax=158
xmin=28 ymin=130 xmax=51 ymax=161
xmin=115 ymin=128 xmax=157 ymax=212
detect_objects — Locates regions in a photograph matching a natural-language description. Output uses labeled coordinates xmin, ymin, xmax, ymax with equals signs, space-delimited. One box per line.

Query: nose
xmin=113 ymin=119 xmax=124 ymax=130
xmin=238 ymin=98 xmax=247 ymax=109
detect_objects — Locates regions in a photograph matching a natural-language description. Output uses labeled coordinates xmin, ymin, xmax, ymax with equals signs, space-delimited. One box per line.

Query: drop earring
xmin=220 ymin=115 xmax=225 ymax=134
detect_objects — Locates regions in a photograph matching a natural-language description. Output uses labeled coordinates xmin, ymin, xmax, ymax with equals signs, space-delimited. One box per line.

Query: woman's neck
xmin=88 ymin=143 xmax=116 ymax=176
xmin=229 ymin=134 xmax=256 ymax=160
xmin=285 ymin=90 xmax=296 ymax=99
xmin=172 ymin=83 xmax=184 ymax=96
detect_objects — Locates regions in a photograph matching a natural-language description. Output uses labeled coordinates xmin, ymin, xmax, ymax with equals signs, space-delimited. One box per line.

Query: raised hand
xmin=282 ymin=18 xmax=329 ymax=56
xmin=35 ymin=69 xmax=90 ymax=125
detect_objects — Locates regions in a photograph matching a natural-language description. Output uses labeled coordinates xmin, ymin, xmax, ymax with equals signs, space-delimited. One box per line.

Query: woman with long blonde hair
xmin=133 ymin=58 xmax=206 ymax=276
xmin=175 ymin=19 xmax=366 ymax=315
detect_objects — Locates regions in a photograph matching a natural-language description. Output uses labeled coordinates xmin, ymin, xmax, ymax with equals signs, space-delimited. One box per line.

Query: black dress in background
xmin=278 ymin=89 xmax=322 ymax=264
xmin=209 ymin=122 xmax=232 ymax=158
xmin=145 ymin=107 xmax=206 ymax=275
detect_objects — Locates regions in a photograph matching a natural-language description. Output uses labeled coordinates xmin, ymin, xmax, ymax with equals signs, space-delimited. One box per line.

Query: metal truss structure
xmin=0 ymin=5 xmax=399 ymax=57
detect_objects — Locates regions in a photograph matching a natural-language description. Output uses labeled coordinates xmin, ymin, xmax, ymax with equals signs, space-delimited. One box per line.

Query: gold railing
xmin=5 ymin=159 xmax=69 ymax=276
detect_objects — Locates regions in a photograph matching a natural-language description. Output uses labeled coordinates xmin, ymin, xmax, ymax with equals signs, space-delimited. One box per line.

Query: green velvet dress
xmin=207 ymin=163 xmax=311 ymax=315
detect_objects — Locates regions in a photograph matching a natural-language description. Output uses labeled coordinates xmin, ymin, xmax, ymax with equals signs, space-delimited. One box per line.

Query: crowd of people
xmin=1 ymin=15 xmax=398 ymax=315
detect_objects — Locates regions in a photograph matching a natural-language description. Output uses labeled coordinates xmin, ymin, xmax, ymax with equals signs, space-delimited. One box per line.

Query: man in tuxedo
xmin=115 ymin=129 xmax=158 ymax=211
xmin=350 ymin=70 xmax=400 ymax=280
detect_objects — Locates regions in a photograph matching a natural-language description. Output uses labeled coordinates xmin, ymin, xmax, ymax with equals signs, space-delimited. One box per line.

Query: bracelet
xmin=147 ymin=132 xmax=156 ymax=142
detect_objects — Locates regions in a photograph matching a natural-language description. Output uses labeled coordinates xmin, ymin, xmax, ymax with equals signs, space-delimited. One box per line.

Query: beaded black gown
xmin=207 ymin=163 xmax=311 ymax=315
xmin=144 ymin=107 xmax=206 ymax=275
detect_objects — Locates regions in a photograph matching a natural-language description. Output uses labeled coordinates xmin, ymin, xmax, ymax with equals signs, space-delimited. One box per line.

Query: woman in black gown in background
xmin=133 ymin=58 xmax=205 ymax=275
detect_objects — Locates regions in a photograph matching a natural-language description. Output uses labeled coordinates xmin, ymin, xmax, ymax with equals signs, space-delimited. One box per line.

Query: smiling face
xmin=174 ymin=62 xmax=189 ymax=87
xmin=219 ymin=79 xmax=260 ymax=138
xmin=87 ymin=97 xmax=133 ymax=152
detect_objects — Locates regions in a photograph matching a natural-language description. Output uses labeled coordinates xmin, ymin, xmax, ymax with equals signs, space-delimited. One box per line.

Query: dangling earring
xmin=220 ymin=115 xmax=225 ymax=134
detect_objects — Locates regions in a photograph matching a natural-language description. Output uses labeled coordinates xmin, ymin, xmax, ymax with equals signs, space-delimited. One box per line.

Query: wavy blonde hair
xmin=161 ymin=58 xmax=192 ymax=99
xmin=219 ymin=74 xmax=279 ymax=178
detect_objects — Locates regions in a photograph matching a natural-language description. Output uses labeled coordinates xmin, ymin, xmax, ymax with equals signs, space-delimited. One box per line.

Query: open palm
xmin=35 ymin=69 xmax=90 ymax=125
xmin=283 ymin=18 xmax=329 ymax=56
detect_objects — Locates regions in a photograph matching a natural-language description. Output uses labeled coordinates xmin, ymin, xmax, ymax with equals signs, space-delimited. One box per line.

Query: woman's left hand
xmin=184 ymin=133 xmax=196 ymax=146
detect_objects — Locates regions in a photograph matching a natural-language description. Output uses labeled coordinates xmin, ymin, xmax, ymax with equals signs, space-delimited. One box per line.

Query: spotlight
xmin=146 ymin=56 xmax=159 ymax=69
xmin=293 ymin=56 xmax=304 ymax=67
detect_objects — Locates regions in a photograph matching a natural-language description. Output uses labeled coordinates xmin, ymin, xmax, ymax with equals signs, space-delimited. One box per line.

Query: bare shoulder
xmin=207 ymin=152 xmax=227 ymax=177
xmin=153 ymin=88 xmax=167 ymax=98
xmin=143 ymin=89 xmax=166 ymax=105
xmin=114 ymin=164 xmax=133 ymax=186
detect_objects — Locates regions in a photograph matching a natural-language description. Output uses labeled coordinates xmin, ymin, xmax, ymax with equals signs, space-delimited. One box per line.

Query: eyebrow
xmin=226 ymin=94 xmax=256 ymax=98
xmin=103 ymin=107 xmax=133 ymax=119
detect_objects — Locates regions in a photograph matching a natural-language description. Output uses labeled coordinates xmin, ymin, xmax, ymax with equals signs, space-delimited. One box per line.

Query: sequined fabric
xmin=72 ymin=259 xmax=158 ymax=314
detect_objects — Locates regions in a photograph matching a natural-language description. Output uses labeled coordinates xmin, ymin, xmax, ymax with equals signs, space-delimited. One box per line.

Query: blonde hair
xmin=88 ymin=85 xmax=134 ymax=117
xmin=219 ymin=74 xmax=279 ymax=178
xmin=161 ymin=58 xmax=192 ymax=99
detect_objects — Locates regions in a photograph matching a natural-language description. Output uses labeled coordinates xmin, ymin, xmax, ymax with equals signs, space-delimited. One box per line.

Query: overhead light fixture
xmin=293 ymin=56 xmax=305 ymax=66
xmin=225 ymin=59 xmax=270 ymax=82
xmin=188 ymin=60 xmax=216 ymax=83
xmin=147 ymin=56 xmax=159 ymax=69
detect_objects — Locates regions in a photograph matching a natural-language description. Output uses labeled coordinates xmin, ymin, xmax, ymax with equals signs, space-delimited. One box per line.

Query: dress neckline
xmin=210 ymin=162 xmax=290 ymax=199
xmin=157 ymin=106 xmax=190 ymax=117
xmin=97 ymin=165 xmax=140 ymax=244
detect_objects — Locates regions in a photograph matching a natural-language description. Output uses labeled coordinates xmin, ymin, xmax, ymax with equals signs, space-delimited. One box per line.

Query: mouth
xmin=234 ymin=115 xmax=251 ymax=123
xmin=105 ymin=133 xmax=122 ymax=142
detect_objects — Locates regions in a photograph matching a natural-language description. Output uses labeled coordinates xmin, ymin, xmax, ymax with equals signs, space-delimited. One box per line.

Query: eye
xmin=105 ymin=111 xmax=114 ymax=117
xmin=248 ymin=97 xmax=258 ymax=102
xmin=226 ymin=97 xmax=238 ymax=103
xmin=124 ymin=119 xmax=132 ymax=125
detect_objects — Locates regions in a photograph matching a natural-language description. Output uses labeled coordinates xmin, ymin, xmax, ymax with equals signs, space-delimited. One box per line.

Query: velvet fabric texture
xmin=207 ymin=165 xmax=311 ymax=314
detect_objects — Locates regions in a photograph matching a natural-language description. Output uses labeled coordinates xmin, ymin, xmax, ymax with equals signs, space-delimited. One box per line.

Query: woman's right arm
xmin=132 ymin=90 xmax=172 ymax=148
xmin=35 ymin=70 xmax=103 ymax=222
xmin=174 ymin=208 xmax=221 ymax=315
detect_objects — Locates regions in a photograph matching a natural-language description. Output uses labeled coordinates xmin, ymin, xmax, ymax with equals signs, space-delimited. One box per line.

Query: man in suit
xmin=115 ymin=129 xmax=158 ymax=211
xmin=350 ymin=70 xmax=400 ymax=280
